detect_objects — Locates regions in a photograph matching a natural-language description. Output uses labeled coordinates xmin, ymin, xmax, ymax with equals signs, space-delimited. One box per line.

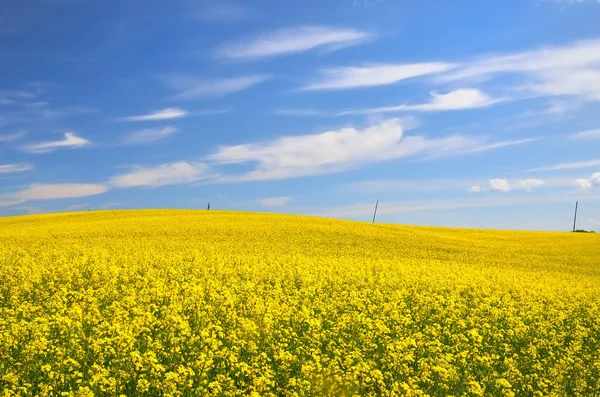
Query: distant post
xmin=207 ymin=202 xmax=210 ymax=211
xmin=572 ymin=201 xmax=578 ymax=232
xmin=372 ymin=200 xmax=378 ymax=223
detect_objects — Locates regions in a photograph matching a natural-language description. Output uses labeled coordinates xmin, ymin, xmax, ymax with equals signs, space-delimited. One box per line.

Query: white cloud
xmin=216 ymin=26 xmax=372 ymax=60
xmin=22 ymin=132 xmax=90 ymax=153
xmin=490 ymin=178 xmax=512 ymax=192
xmin=122 ymin=126 xmax=178 ymax=145
xmin=570 ymin=128 xmax=600 ymax=140
xmin=110 ymin=161 xmax=211 ymax=188
xmin=16 ymin=184 xmax=108 ymax=201
xmin=339 ymin=89 xmax=503 ymax=115
xmin=439 ymin=39 xmax=600 ymax=101
xmin=0 ymin=131 xmax=26 ymax=142
xmin=489 ymin=178 xmax=545 ymax=192
xmin=526 ymin=159 xmax=600 ymax=172
xmin=301 ymin=63 xmax=455 ymax=91
xmin=575 ymin=172 xmax=600 ymax=190
xmin=514 ymin=179 xmax=545 ymax=191
xmin=120 ymin=108 xmax=187 ymax=122
xmin=575 ymin=178 xmax=593 ymax=190
xmin=163 ymin=75 xmax=270 ymax=100
xmin=349 ymin=175 xmax=575 ymax=195
xmin=207 ymin=119 xmax=534 ymax=182
xmin=258 ymin=196 xmax=293 ymax=207
xmin=0 ymin=163 xmax=33 ymax=173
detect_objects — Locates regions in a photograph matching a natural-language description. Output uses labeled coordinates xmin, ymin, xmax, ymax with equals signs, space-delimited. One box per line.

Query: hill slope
xmin=1 ymin=210 xmax=599 ymax=396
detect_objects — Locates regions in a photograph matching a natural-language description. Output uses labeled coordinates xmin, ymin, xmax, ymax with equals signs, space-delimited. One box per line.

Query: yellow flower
xmin=1 ymin=210 xmax=599 ymax=396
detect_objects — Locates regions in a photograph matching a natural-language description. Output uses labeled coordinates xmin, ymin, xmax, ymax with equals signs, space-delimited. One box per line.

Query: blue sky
xmin=1 ymin=0 xmax=600 ymax=231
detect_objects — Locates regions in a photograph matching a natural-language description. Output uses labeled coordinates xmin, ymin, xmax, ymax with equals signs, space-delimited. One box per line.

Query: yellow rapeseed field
xmin=1 ymin=210 xmax=599 ymax=397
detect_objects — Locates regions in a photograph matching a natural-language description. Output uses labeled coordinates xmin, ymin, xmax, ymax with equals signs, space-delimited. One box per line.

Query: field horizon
xmin=0 ymin=208 xmax=592 ymax=235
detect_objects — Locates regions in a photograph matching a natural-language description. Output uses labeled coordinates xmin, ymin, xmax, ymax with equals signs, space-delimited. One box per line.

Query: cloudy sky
xmin=1 ymin=0 xmax=600 ymax=231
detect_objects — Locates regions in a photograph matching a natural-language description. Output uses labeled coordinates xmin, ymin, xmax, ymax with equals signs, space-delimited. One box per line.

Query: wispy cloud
xmin=192 ymin=109 xmax=233 ymax=116
xmin=440 ymin=39 xmax=600 ymax=81
xmin=348 ymin=178 xmax=478 ymax=193
xmin=0 ymin=131 xmax=26 ymax=142
xmin=570 ymin=128 xmax=600 ymax=140
xmin=207 ymin=119 xmax=534 ymax=182
xmin=353 ymin=0 xmax=385 ymax=6
xmin=299 ymin=39 xmax=600 ymax=100
xmin=0 ymin=183 xmax=108 ymax=207
xmin=109 ymin=161 xmax=212 ymax=188
xmin=258 ymin=196 xmax=293 ymax=207
xmin=525 ymin=159 xmax=600 ymax=172
xmin=120 ymin=108 xmax=187 ymax=122
xmin=215 ymin=26 xmax=372 ymax=60
xmin=0 ymin=163 xmax=33 ymax=174
xmin=0 ymin=89 xmax=38 ymax=104
xmin=0 ymin=199 xmax=27 ymax=208
xmin=194 ymin=2 xmax=252 ymax=22
xmin=21 ymin=132 xmax=90 ymax=153
xmin=338 ymin=89 xmax=503 ymax=115
xmin=63 ymin=203 xmax=89 ymax=211
xmin=121 ymin=126 xmax=178 ymax=145
xmin=313 ymin=193 xmax=600 ymax=219
xmin=16 ymin=184 xmax=108 ymax=201
xmin=439 ymin=39 xmax=600 ymax=102
xmin=33 ymin=107 xmax=98 ymax=120
xmin=163 ymin=75 xmax=270 ymax=100
xmin=502 ymin=100 xmax=581 ymax=131
xmin=272 ymin=108 xmax=326 ymax=116
xmin=540 ymin=0 xmax=600 ymax=5
xmin=96 ymin=201 xmax=124 ymax=209
xmin=301 ymin=62 xmax=455 ymax=91
xmin=0 ymin=105 xmax=97 ymax=127
xmin=26 ymin=101 xmax=50 ymax=108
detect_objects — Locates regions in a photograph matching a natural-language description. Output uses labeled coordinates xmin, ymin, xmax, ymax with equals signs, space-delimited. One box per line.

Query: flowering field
xmin=1 ymin=210 xmax=599 ymax=396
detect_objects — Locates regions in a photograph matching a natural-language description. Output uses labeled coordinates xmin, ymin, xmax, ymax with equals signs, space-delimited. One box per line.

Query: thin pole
xmin=572 ymin=201 xmax=578 ymax=232
xmin=372 ymin=200 xmax=378 ymax=223
xmin=207 ymin=202 xmax=210 ymax=210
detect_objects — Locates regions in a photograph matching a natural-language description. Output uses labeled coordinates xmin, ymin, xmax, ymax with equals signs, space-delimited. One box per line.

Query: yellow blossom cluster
xmin=1 ymin=210 xmax=599 ymax=396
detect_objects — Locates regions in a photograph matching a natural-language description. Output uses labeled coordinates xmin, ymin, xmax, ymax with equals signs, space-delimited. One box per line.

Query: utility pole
xmin=207 ymin=202 xmax=210 ymax=211
xmin=372 ymin=200 xmax=379 ymax=223
xmin=572 ymin=201 xmax=578 ymax=232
